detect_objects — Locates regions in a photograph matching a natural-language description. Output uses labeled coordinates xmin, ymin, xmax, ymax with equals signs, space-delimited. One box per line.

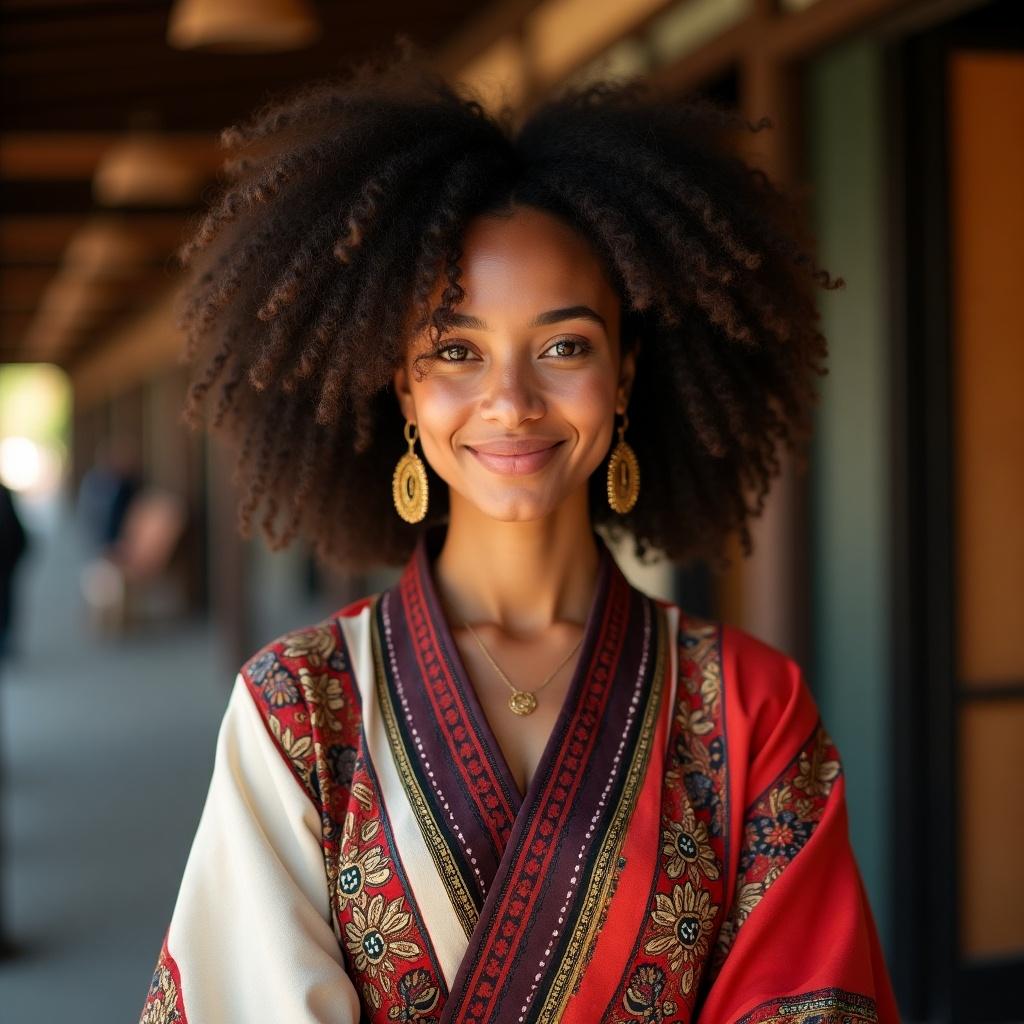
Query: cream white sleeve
xmin=139 ymin=672 xmax=361 ymax=1023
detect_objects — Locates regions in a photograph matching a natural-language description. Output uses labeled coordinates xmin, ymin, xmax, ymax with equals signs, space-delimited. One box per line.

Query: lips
xmin=465 ymin=439 xmax=564 ymax=476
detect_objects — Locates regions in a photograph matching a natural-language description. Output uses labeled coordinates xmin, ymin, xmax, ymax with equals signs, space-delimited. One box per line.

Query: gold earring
xmin=393 ymin=419 xmax=429 ymax=523
xmin=606 ymin=409 xmax=640 ymax=514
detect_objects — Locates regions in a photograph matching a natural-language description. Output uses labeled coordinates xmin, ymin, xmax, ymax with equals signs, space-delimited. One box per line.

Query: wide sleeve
xmin=695 ymin=626 xmax=901 ymax=1024
xmin=138 ymin=672 xmax=361 ymax=1024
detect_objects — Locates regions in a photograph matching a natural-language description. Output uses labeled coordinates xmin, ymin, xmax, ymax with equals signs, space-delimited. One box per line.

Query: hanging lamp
xmin=166 ymin=0 xmax=321 ymax=53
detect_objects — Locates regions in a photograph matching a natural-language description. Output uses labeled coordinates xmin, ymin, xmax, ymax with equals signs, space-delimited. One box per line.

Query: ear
xmin=617 ymin=337 xmax=640 ymax=413
xmin=393 ymin=362 xmax=415 ymax=423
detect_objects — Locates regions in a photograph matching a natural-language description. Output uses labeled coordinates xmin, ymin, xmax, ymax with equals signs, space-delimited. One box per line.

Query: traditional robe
xmin=139 ymin=524 xmax=899 ymax=1024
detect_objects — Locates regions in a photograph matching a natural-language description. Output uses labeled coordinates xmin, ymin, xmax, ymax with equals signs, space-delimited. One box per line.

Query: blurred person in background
xmin=138 ymin=49 xmax=898 ymax=1024
xmin=75 ymin=435 xmax=143 ymax=555
xmin=0 ymin=480 xmax=28 ymax=668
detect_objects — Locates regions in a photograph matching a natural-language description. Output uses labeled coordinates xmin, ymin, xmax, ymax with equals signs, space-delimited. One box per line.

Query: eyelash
xmin=430 ymin=337 xmax=593 ymax=363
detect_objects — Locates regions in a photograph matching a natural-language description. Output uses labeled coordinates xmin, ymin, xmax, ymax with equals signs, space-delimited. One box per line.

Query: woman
xmin=139 ymin=49 xmax=899 ymax=1024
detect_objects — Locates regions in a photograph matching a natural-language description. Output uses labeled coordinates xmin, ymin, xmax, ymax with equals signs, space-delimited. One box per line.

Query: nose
xmin=478 ymin=357 xmax=546 ymax=428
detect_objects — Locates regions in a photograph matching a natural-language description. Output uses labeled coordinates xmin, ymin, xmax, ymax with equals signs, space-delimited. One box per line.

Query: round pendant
xmin=392 ymin=452 xmax=429 ymax=523
xmin=508 ymin=690 xmax=538 ymax=716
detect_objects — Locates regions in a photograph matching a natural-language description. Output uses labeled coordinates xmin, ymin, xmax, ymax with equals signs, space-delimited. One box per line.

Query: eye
xmin=434 ymin=342 xmax=475 ymax=362
xmin=543 ymin=337 xmax=592 ymax=359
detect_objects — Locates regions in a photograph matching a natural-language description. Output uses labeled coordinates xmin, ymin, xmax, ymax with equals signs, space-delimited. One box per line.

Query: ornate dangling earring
xmin=606 ymin=409 xmax=640 ymax=514
xmin=392 ymin=419 xmax=429 ymax=523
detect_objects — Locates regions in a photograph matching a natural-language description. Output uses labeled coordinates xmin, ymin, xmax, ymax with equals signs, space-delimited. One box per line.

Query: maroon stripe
xmin=400 ymin=552 xmax=517 ymax=852
xmin=449 ymin=569 xmax=632 ymax=1023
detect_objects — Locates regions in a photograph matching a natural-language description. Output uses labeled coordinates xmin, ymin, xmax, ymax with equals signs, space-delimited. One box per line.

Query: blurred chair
xmin=79 ymin=487 xmax=189 ymax=635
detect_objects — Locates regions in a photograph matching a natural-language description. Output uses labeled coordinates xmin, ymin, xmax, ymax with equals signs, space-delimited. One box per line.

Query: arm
xmin=696 ymin=629 xmax=901 ymax=1024
xmin=138 ymin=673 xmax=361 ymax=1023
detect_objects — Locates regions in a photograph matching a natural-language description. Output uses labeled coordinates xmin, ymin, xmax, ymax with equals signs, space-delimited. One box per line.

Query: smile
xmin=465 ymin=441 xmax=564 ymax=476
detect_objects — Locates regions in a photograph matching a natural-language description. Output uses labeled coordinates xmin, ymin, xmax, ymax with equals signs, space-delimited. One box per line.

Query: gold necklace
xmin=461 ymin=619 xmax=583 ymax=716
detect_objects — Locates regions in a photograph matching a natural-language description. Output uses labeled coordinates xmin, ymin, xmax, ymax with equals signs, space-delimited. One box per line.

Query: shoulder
xmin=235 ymin=601 xmax=373 ymax=795
xmin=668 ymin=606 xmax=819 ymax=758
xmin=720 ymin=620 xmax=822 ymax=774
xmin=239 ymin=595 xmax=375 ymax=695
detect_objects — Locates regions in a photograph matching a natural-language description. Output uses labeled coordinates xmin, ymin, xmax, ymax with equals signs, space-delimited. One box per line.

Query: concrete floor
xmin=0 ymin=500 xmax=280 ymax=1023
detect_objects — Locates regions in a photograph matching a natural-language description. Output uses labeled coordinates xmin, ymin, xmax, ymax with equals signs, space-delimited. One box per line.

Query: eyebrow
xmin=445 ymin=305 xmax=607 ymax=332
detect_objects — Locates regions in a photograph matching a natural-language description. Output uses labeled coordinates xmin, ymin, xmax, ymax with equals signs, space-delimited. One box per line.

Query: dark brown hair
xmin=177 ymin=45 xmax=841 ymax=573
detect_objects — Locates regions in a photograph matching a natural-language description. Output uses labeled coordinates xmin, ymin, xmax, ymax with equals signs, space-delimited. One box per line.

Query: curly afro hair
xmin=176 ymin=44 xmax=841 ymax=574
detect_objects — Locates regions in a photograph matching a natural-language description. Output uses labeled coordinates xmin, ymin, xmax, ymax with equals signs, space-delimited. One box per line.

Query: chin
xmin=469 ymin=490 xmax=559 ymax=523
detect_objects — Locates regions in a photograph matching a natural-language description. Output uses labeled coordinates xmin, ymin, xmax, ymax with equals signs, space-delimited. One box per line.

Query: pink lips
xmin=466 ymin=439 xmax=564 ymax=475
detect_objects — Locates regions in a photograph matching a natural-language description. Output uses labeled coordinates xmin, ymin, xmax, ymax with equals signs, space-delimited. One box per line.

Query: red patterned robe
xmin=139 ymin=525 xmax=899 ymax=1023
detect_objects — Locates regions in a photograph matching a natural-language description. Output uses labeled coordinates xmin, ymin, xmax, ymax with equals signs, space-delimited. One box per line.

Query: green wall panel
xmin=806 ymin=39 xmax=892 ymax=955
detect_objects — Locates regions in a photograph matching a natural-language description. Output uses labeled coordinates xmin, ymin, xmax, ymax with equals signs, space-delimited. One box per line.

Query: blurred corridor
xmin=0 ymin=495 xmax=229 ymax=1021
xmin=1 ymin=0 xmax=1022 ymax=1021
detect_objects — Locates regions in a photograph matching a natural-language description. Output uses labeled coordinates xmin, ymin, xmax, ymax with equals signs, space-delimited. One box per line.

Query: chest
xmin=320 ymin=616 xmax=730 ymax=1024
xmin=450 ymin=631 xmax=580 ymax=797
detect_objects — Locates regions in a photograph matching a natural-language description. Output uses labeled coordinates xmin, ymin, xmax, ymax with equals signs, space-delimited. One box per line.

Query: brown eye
xmin=544 ymin=338 xmax=592 ymax=359
xmin=437 ymin=343 xmax=470 ymax=362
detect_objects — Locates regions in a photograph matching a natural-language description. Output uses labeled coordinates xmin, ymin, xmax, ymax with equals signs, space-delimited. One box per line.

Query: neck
xmin=431 ymin=487 xmax=601 ymax=637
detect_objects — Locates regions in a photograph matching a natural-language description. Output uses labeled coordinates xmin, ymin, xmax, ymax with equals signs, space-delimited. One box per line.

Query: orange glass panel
xmin=951 ymin=50 xmax=1024 ymax=959
xmin=958 ymin=700 xmax=1024 ymax=957
xmin=949 ymin=51 xmax=1024 ymax=686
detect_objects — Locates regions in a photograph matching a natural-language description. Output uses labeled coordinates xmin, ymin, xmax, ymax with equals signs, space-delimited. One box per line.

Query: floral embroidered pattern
xmin=621 ymin=964 xmax=678 ymax=1022
xmin=345 ymin=893 xmax=422 ymax=981
xmin=325 ymin=760 xmax=442 ymax=1013
xmin=240 ymin=617 xmax=446 ymax=1021
xmin=298 ymin=666 xmax=348 ymax=732
xmin=710 ymin=722 xmax=841 ymax=973
xmin=139 ymin=935 xmax=187 ymax=1024
xmin=335 ymin=812 xmax=393 ymax=906
xmin=662 ymin=801 xmax=720 ymax=885
xmin=733 ymin=987 xmax=877 ymax=1024
xmin=605 ymin=617 xmax=730 ymax=1022
xmin=644 ymin=881 xmax=720 ymax=995
xmin=390 ymin=968 xmax=441 ymax=1021
xmin=281 ymin=625 xmax=337 ymax=667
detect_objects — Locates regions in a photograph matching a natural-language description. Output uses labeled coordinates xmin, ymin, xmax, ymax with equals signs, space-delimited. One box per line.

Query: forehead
xmin=442 ymin=205 xmax=619 ymax=320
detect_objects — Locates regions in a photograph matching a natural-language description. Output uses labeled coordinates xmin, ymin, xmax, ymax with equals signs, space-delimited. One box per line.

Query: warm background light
xmin=166 ymin=0 xmax=322 ymax=53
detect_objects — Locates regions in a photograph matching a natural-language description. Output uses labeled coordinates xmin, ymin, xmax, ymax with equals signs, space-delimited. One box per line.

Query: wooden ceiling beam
xmin=0 ymin=8 xmax=182 ymax=48
xmin=5 ymin=68 xmax=320 ymax=110
xmin=0 ymin=132 xmax=221 ymax=181
xmin=1 ymin=84 xmax=319 ymax=133
xmin=431 ymin=0 xmax=546 ymax=77
xmin=0 ymin=213 xmax=191 ymax=262
xmin=0 ymin=266 xmax=67 ymax=307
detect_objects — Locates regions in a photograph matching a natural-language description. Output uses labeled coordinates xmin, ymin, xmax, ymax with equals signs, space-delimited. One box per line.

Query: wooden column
xmin=206 ymin=434 xmax=253 ymax=681
xmin=725 ymin=0 xmax=811 ymax=666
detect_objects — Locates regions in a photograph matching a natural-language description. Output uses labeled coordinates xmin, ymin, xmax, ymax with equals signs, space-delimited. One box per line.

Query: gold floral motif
xmin=298 ymin=668 xmax=347 ymax=732
xmin=336 ymin=812 xmax=392 ymax=907
xmin=644 ymin=881 xmax=719 ymax=993
xmin=662 ymin=803 xmax=720 ymax=884
xmin=265 ymin=715 xmax=315 ymax=787
xmin=679 ymin=630 xmax=720 ymax=709
xmin=141 ymin=964 xmax=181 ymax=1024
xmin=676 ymin=703 xmax=714 ymax=737
xmin=793 ymin=729 xmax=841 ymax=798
xmin=281 ymin=626 xmax=336 ymax=666
xmin=363 ymin=980 xmax=383 ymax=1010
xmin=344 ymin=893 xmax=422 ymax=991
xmin=352 ymin=780 xmax=375 ymax=812
xmin=622 ymin=964 xmax=678 ymax=1020
xmin=389 ymin=968 xmax=441 ymax=1020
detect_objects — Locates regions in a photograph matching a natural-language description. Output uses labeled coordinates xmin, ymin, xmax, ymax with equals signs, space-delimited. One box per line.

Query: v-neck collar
xmin=370 ymin=522 xmax=627 ymax=916
xmin=411 ymin=521 xmax=615 ymax=805
xmin=370 ymin=522 xmax=668 ymax=1021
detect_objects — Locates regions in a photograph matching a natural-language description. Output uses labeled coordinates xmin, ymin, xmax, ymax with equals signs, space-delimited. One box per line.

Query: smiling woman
xmin=393 ymin=206 xmax=633 ymax=533
xmin=139 ymin=43 xmax=899 ymax=1024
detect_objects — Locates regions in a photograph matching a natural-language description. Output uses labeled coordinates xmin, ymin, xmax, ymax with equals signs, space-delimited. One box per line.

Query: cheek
xmin=409 ymin=380 xmax=471 ymax=453
xmin=555 ymin=372 xmax=617 ymax=441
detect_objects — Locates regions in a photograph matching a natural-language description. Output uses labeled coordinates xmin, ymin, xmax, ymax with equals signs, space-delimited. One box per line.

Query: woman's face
xmin=393 ymin=204 xmax=637 ymax=523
